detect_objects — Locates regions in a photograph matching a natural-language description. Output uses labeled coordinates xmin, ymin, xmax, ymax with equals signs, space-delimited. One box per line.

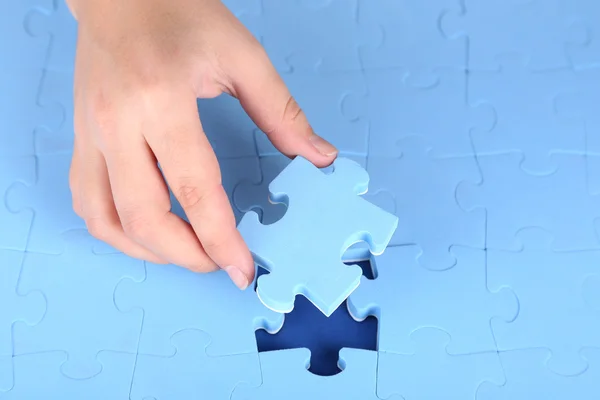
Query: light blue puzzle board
xmin=1 ymin=0 xmax=600 ymax=398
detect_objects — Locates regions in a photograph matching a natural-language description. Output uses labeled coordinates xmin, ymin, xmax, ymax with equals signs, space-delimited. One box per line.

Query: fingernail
xmin=224 ymin=266 xmax=249 ymax=290
xmin=309 ymin=133 xmax=338 ymax=156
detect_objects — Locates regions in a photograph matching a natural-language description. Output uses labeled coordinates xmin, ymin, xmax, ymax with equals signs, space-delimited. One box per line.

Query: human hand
xmin=66 ymin=0 xmax=338 ymax=289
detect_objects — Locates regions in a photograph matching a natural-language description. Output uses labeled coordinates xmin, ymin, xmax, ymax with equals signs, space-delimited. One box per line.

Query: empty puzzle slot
xmin=255 ymin=261 xmax=377 ymax=377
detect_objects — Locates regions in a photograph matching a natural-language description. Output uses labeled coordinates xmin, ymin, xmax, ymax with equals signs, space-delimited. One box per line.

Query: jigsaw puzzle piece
xmin=232 ymin=348 xmax=385 ymax=400
xmin=477 ymin=348 xmax=600 ymax=399
xmin=342 ymin=68 xmax=495 ymax=158
xmin=366 ymin=135 xmax=485 ymax=270
xmin=440 ymin=0 xmax=581 ymax=71
xmin=131 ymin=329 xmax=262 ymax=400
xmin=13 ymin=229 xmax=143 ymax=379
xmin=239 ymin=0 xmax=379 ymax=74
xmin=0 ymin=156 xmax=35 ymax=251
xmin=0 ymin=0 xmax=52 ymax=69
xmin=0 ymin=249 xmax=46 ymax=391
xmin=348 ymin=245 xmax=518 ymax=355
xmin=378 ymin=328 xmax=505 ymax=400
xmin=238 ymin=156 xmax=398 ymax=316
xmin=1 ymin=351 xmax=136 ymax=399
xmin=254 ymin=69 xmax=369 ymax=157
xmin=488 ymin=227 xmax=600 ymax=376
xmin=197 ymin=95 xmax=260 ymax=159
xmin=457 ymin=153 xmax=600 ymax=251
xmin=114 ymin=260 xmax=283 ymax=357
xmin=6 ymin=153 xmax=86 ymax=254
xmin=468 ymin=54 xmax=585 ymax=175
xmin=359 ymin=0 xmax=465 ymax=85
xmin=0 ymin=68 xmax=63 ymax=157
xmin=563 ymin=0 xmax=600 ymax=69
xmin=25 ymin=0 xmax=77 ymax=72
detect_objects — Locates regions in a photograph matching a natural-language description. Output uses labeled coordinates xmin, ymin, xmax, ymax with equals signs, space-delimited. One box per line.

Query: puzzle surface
xmin=2 ymin=0 xmax=600 ymax=398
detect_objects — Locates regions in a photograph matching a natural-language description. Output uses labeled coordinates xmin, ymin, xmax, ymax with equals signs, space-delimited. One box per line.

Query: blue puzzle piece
xmin=359 ymin=0 xmax=465 ymax=85
xmin=131 ymin=329 xmax=262 ymax=400
xmin=348 ymin=245 xmax=518 ymax=355
xmin=238 ymin=156 xmax=398 ymax=316
xmin=35 ymin=69 xmax=75 ymax=155
xmin=0 ymin=68 xmax=63 ymax=157
xmin=366 ymin=135 xmax=485 ymax=270
xmin=13 ymin=230 xmax=144 ymax=379
xmin=114 ymin=261 xmax=283 ymax=357
xmin=467 ymin=54 xmax=585 ymax=175
xmin=197 ymin=95 xmax=260 ymax=159
xmin=342 ymin=69 xmax=496 ymax=158
xmin=238 ymin=0 xmax=380 ymax=74
xmin=377 ymin=328 xmax=505 ymax=400
xmin=0 ymin=0 xmax=52 ymax=69
xmin=564 ymin=0 xmax=600 ymax=69
xmin=456 ymin=153 xmax=600 ymax=251
xmin=1 ymin=351 xmax=136 ymax=399
xmin=0 ymin=249 xmax=45 ymax=391
xmin=25 ymin=0 xmax=77 ymax=72
xmin=0 ymin=156 xmax=35 ymax=251
xmin=6 ymin=153 xmax=86 ymax=254
xmin=254 ymin=69 xmax=370 ymax=157
xmin=231 ymin=348 xmax=389 ymax=400
xmin=477 ymin=348 xmax=600 ymax=400
xmin=487 ymin=227 xmax=600 ymax=376
xmin=440 ymin=0 xmax=583 ymax=71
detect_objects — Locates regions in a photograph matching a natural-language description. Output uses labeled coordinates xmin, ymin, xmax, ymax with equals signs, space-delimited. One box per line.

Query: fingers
xmin=144 ymin=93 xmax=255 ymax=289
xmin=100 ymin=119 xmax=220 ymax=274
xmin=222 ymin=40 xmax=338 ymax=168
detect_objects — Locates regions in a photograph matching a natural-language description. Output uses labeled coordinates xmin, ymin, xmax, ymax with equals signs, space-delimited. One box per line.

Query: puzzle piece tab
xmin=238 ymin=156 xmax=398 ymax=316
xmin=564 ymin=0 xmax=600 ymax=69
xmin=231 ymin=348 xmax=386 ymax=400
xmin=366 ymin=135 xmax=485 ymax=270
xmin=468 ymin=54 xmax=585 ymax=175
xmin=2 ymin=351 xmax=136 ymax=399
xmin=477 ymin=348 xmax=600 ymax=400
xmin=6 ymin=154 xmax=86 ymax=254
xmin=114 ymin=261 xmax=283 ymax=357
xmin=377 ymin=328 xmax=505 ymax=400
xmin=457 ymin=153 xmax=600 ymax=251
xmin=0 ymin=249 xmax=45 ymax=391
xmin=13 ymin=230 xmax=144 ymax=379
xmin=488 ymin=227 xmax=600 ymax=376
xmin=348 ymin=246 xmax=518 ymax=355
xmin=131 ymin=329 xmax=262 ymax=400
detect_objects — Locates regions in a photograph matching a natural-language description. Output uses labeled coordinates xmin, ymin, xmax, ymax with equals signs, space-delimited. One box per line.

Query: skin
xmin=66 ymin=0 xmax=338 ymax=290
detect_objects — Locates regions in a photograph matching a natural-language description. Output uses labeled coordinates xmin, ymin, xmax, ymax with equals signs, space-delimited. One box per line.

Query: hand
xmin=66 ymin=0 xmax=338 ymax=289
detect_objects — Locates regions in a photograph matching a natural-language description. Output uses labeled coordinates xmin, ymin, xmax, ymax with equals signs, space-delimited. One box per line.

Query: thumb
xmin=224 ymin=46 xmax=338 ymax=168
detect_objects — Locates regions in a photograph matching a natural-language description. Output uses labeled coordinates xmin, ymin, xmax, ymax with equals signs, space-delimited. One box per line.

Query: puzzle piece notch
xmin=114 ymin=261 xmax=284 ymax=358
xmin=2 ymin=351 xmax=136 ymax=399
xmin=456 ymin=153 xmax=600 ymax=251
xmin=231 ymin=347 xmax=386 ymax=400
xmin=348 ymin=245 xmax=518 ymax=355
xmin=365 ymin=134 xmax=486 ymax=270
xmin=440 ymin=0 xmax=584 ymax=71
xmin=13 ymin=229 xmax=144 ymax=379
xmin=358 ymin=0 xmax=467 ymax=86
xmin=467 ymin=53 xmax=586 ymax=176
xmin=0 ymin=249 xmax=46 ymax=391
xmin=477 ymin=348 xmax=600 ymax=400
xmin=24 ymin=0 xmax=78 ymax=72
xmin=378 ymin=327 xmax=505 ymax=400
xmin=238 ymin=156 xmax=398 ymax=316
xmin=563 ymin=0 xmax=600 ymax=69
xmin=487 ymin=226 xmax=600 ymax=377
xmin=131 ymin=329 xmax=262 ymax=400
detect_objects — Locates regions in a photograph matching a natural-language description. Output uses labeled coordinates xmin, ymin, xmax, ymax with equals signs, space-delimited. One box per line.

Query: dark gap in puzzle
xmin=255 ymin=260 xmax=378 ymax=377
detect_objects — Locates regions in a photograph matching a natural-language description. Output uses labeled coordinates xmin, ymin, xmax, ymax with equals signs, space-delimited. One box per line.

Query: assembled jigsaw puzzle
xmin=1 ymin=0 xmax=600 ymax=398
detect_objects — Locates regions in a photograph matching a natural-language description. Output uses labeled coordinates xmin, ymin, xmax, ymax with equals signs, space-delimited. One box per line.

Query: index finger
xmin=144 ymin=94 xmax=255 ymax=289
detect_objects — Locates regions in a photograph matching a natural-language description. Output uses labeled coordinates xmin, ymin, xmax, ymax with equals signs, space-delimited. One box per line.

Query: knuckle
xmin=175 ymin=183 xmax=205 ymax=210
xmin=85 ymin=217 xmax=110 ymax=241
xmin=120 ymin=211 xmax=154 ymax=242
